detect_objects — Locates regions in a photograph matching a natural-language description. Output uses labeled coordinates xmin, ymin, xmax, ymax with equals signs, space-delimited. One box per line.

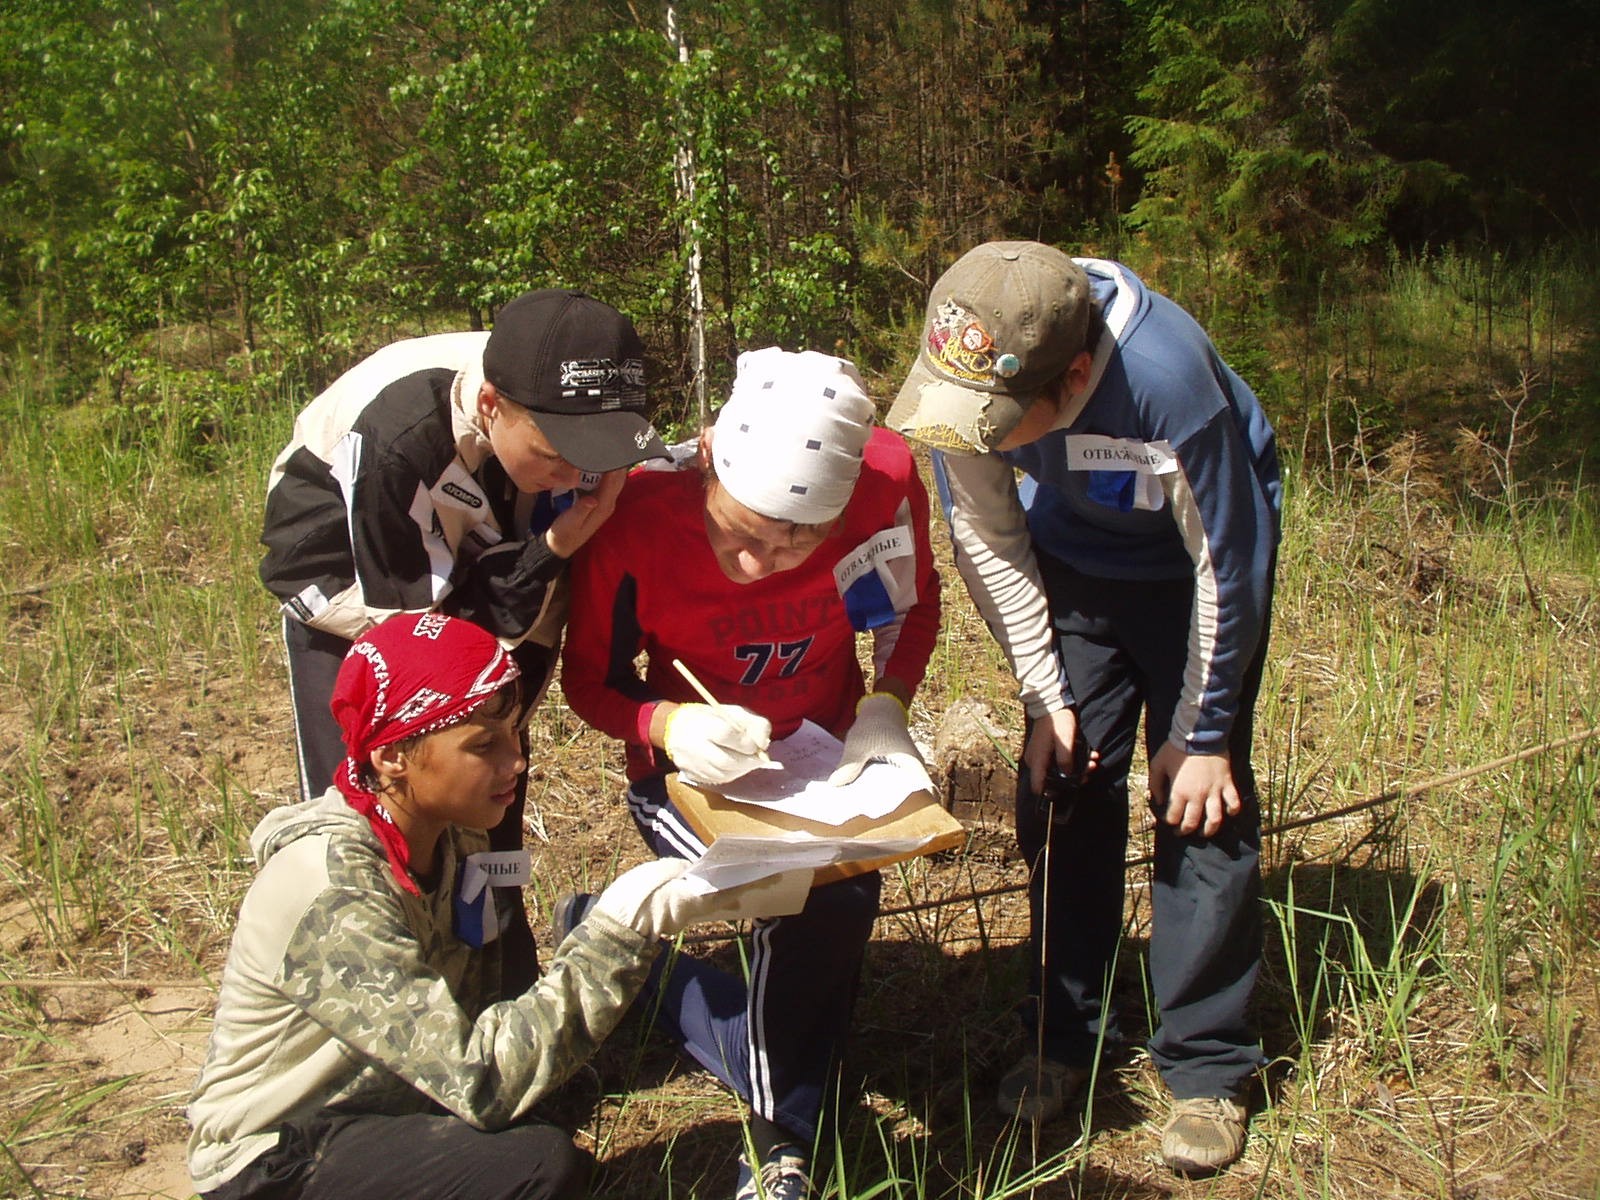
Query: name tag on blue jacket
xmin=1065 ymin=434 xmax=1175 ymax=512
xmin=453 ymin=850 xmax=532 ymax=948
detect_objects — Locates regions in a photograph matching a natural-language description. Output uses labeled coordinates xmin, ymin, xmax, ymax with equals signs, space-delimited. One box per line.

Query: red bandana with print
xmin=329 ymin=612 xmax=520 ymax=894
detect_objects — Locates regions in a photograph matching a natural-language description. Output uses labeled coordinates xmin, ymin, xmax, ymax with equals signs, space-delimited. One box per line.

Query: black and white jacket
xmin=259 ymin=332 xmax=568 ymax=648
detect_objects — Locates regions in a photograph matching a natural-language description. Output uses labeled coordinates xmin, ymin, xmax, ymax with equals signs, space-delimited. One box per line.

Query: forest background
xmin=2 ymin=1 xmax=1599 ymax=1198
xmin=5 ymin=0 xmax=1599 ymax=433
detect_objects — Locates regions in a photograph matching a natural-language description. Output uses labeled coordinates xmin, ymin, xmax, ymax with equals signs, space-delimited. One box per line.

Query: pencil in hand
xmin=670 ymin=658 xmax=775 ymax=766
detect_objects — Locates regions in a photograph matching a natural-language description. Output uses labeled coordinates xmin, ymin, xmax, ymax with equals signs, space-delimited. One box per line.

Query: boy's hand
xmin=591 ymin=860 xmax=813 ymax=940
xmin=829 ymin=693 xmax=927 ymax=786
xmin=544 ymin=469 xmax=626 ymax=559
xmin=662 ymin=703 xmax=772 ymax=785
xmin=1022 ymin=709 xmax=1099 ymax=797
xmin=591 ymin=859 xmax=688 ymax=940
xmin=1149 ymin=743 xmax=1238 ymax=837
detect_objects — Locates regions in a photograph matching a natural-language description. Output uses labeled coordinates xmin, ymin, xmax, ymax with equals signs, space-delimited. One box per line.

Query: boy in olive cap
xmin=259 ymin=289 xmax=669 ymax=987
xmin=890 ymin=243 xmax=1280 ymax=1175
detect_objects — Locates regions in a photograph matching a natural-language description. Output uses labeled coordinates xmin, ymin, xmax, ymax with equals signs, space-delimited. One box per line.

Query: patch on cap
xmin=482 ymin=289 xmax=667 ymax=471
xmin=891 ymin=241 xmax=1093 ymax=454
xmin=899 ymin=421 xmax=978 ymax=454
xmin=927 ymin=300 xmax=1003 ymax=386
xmin=559 ymin=357 xmax=646 ymax=411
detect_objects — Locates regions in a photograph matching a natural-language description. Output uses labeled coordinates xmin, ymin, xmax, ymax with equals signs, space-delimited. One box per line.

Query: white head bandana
xmin=712 ymin=347 xmax=874 ymax=524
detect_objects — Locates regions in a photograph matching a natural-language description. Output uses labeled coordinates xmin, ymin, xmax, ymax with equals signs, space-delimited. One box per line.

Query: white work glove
xmin=663 ymin=702 xmax=772 ymax=786
xmin=828 ymin=693 xmax=929 ymax=786
xmin=590 ymin=859 xmax=810 ymax=940
xmin=591 ymin=859 xmax=698 ymax=941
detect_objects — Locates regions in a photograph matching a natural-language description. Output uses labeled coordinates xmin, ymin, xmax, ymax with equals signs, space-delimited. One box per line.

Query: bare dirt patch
xmin=3 ymin=455 xmax=1598 ymax=1199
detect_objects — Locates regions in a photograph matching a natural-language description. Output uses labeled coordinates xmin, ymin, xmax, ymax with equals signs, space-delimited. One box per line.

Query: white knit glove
xmin=591 ymin=859 xmax=698 ymax=940
xmin=663 ymin=703 xmax=772 ymax=785
xmin=590 ymin=860 xmax=810 ymax=940
xmin=828 ymin=693 xmax=929 ymax=786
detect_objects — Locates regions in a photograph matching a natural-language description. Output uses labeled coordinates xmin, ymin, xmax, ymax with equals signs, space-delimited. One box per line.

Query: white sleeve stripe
xmin=406 ymin=483 xmax=453 ymax=605
xmin=869 ymin=496 xmax=913 ymax=676
xmin=941 ymin=453 xmax=1065 ymax=716
xmin=331 ymin=429 xmax=362 ymax=562
xmin=1070 ymin=258 xmax=1141 ymax=405
xmin=1166 ymin=463 xmax=1219 ymax=748
xmin=869 ymin=614 xmax=905 ymax=678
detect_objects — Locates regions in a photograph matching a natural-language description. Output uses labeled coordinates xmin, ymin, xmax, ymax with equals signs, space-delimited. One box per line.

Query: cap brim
xmin=886 ymin=355 xmax=1027 ymax=455
xmin=531 ymin=408 xmax=671 ymax=473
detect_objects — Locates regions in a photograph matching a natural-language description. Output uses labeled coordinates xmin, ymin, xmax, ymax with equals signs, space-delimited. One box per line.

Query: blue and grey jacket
xmin=934 ymin=259 xmax=1280 ymax=755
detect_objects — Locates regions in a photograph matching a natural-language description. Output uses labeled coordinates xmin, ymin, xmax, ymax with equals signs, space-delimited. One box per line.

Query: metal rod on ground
xmin=7 ymin=725 xmax=1596 ymax=985
xmin=871 ymin=721 xmax=1600 ymax=922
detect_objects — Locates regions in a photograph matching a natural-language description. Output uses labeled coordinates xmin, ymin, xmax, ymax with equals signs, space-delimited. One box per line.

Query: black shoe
xmin=733 ymin=1142 xmax=810 ymax=1200
xmin=551 ymin=892 xmax=597 ymax=948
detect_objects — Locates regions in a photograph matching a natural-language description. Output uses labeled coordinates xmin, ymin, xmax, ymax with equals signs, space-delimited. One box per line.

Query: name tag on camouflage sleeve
xmin=833 ymin=523 xmax=917 ymax=632
xmin=1064 ymin=435 xmax=1177 ymax=513
xmin=454 ymin=850 xmax=532 ymax=948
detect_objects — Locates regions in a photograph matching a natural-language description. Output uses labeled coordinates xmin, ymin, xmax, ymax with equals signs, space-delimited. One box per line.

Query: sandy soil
xmin=2 ymin=591 xmax=1595 ymax=1200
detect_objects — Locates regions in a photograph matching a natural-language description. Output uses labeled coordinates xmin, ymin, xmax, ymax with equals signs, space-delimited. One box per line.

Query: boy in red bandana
xmin=188 ymin=613 xmax=781 ymax=1200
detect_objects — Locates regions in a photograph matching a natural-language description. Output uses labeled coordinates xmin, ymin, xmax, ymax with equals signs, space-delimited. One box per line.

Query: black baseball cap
xmin=482 ymin=289 xmax=669 ymax=472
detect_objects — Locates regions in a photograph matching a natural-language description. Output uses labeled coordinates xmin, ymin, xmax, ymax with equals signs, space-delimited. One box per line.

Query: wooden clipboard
xmin=666 ymin=773 xmax=968 ymax=886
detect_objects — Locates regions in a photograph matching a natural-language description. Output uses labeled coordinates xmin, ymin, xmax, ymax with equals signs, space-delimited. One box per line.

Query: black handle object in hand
xmin=1034 ymin=731 xmax=1092 ymax=818
xmin=1036 ymin=765 xmax=1083 ymax=817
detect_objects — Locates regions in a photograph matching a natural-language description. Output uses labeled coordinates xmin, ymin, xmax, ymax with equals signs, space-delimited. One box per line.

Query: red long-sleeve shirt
xmin=562 ymin=429 xmax=942 ymax=782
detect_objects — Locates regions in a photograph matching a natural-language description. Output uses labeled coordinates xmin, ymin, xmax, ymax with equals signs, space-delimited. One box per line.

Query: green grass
xmin=1 ymin=250 xmax=1598 ymax=1197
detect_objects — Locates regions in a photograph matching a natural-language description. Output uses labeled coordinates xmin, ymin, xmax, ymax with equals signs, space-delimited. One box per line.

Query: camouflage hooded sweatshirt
xmin=187 ymin=792 xmax=654 ymax=1193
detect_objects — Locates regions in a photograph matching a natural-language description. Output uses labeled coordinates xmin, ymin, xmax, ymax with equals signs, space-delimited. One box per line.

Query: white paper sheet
xmin=680 ymin=832 xmax=935 ymax=893
xmin=681 ymin=719 xmax=932 ymax=826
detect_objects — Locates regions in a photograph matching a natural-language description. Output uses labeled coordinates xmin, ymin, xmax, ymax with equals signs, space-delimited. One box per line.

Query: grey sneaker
xmin=733 ymin=1143 xmax=810 ymax=1200
xmin=551 ymin=892 xmax=597 ymax=949
xmin=1160 ymin=1096 xmax=1248 ymax=1175
xmin=995 ymin=1054 xmax=1090 ymax=1124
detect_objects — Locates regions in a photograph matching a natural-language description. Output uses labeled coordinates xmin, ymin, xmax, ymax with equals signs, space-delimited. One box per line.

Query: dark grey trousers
xmin=201 ymin=1109 xmax=589 ymax=1200
xmin=1015 ymin=554 xmax=1269 ymax=1099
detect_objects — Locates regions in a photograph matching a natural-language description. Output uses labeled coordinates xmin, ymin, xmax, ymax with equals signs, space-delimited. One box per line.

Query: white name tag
xmin=1065 ymin=435 xmax=1177 ymax=475
xmin=833 ymin=526 xmax=914 ymax=593
xmin=460 ymin=850 xmax=532 ymax=903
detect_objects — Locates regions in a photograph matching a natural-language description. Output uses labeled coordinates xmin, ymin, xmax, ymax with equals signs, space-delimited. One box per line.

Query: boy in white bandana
xmin=561 ymin=348 xmax=943 ymax=1200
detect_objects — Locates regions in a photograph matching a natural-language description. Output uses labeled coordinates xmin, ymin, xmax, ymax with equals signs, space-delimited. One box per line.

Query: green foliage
xmin=2 ymin=0 xmax=1596 ymax=456
xmin=1331 ymin=0 xmax=1600 ymax=244
xmin=1123 ymin=0 xmax=1455 ymax=301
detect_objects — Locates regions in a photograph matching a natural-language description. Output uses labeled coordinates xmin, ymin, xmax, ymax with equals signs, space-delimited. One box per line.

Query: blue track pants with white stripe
xmin=626 ymin=774 xmax=880 ymax=1145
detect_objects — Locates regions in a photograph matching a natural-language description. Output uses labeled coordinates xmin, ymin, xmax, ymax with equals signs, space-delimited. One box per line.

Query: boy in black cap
xmin=259 ymin=289 xmax=669 ymax=986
